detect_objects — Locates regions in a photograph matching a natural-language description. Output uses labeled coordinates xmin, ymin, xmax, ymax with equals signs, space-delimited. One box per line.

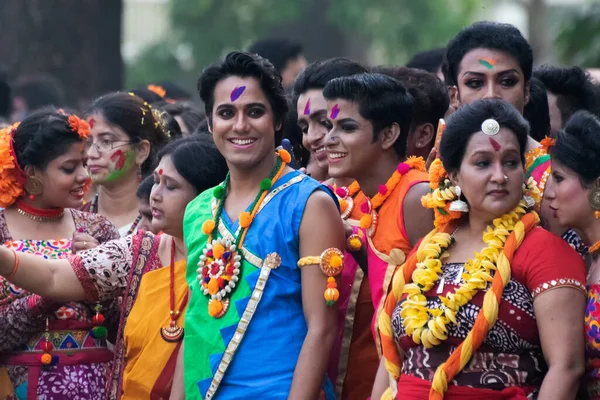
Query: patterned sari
xmin=390 ymin=228 xmax=586 ymax=398
xmin=0 ymin=209 xmax=118 ymax=400
xmin=70 ymin=231 xmax=189 ymax=399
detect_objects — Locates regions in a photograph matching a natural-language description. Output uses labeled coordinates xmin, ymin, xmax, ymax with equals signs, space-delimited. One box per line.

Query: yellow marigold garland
xmin=0 ymin=123 xmax=24 ymax=208
xmin=401 ymin=197 xmax=529 ymax=348
xmin=421 ymin=159 xmax=462 ymax=228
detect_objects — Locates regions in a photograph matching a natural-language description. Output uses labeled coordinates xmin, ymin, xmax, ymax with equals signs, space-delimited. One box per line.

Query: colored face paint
xmin=489 ymin=137 xmax=501 ymax=151
xmin=330 ymin=104 xmax=340 ymax=120
xmin=478 ymin=58 xmax=496 ymax=70
xmin=303 ymin=98 xmax=311 ymax=115
xmin=106 ymin=149 xmax=136 ymax=182
xmin=158 ymin=168 xmax=163 ymax=175
xmin=230 ymin=86 xmax=246 ymax=102
xmin=88 ymin=118 xmax=96 ymax=129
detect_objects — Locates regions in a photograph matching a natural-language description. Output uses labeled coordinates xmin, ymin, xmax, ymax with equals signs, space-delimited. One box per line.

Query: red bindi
xmin=158 ymin=169 xmax=163 ymax=175
xmin=489 ymin=137 xmax=501 ymax=151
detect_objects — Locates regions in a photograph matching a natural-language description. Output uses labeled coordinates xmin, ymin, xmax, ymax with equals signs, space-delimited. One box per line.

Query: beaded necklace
xmin=197 ymin=150 xmax=290 ymax=318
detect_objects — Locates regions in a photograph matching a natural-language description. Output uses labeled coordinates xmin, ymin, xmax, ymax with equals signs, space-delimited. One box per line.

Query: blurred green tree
xmin=127 ymin=0 xmax=480 ymax=87
xmin=555 ymin=2 xmax=600 ymax=67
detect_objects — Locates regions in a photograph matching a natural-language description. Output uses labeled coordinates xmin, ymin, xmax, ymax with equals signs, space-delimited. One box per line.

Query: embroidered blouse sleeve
xmin=517 ymin=228 xmax=586 ymax=300
xmin=0 ymin=290 xmax=58 ymax=352
xmin=68 ymin=234 xmax=136 ymax=302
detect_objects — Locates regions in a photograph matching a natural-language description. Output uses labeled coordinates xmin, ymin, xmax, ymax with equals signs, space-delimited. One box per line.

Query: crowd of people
xmin=0 ymin=20 xmax=599 ymax=400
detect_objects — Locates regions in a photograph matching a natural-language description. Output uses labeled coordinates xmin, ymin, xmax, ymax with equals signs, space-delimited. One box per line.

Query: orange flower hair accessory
xmin=421 ymin=158 xmax=463 ymax=228
xmin=148 ymin=84 xmax=166 ymax=98
xmin=68 ymin=115 xmax=91 ymax=140
xmin=0 ymin=123 xmax=25 ymax=208
xmin=540 ymin=136 xmax=556 ymax=152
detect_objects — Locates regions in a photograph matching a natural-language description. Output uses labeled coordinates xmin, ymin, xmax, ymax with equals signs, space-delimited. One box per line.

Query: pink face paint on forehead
xmin=303 ymin=98 xmax=311 ymax=115
xmin=88 ymin=118 xmax=95 ymax=129
xmin=330 ymin=104 xmax=340 ymax=120
xmin=489 ymin=137 xmax=501 ymax=152
xmin=230 ymin=86 xmax=246 ymax=102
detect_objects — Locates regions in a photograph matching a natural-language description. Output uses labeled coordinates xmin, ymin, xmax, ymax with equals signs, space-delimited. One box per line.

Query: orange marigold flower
xmin=540 ymin=137 xmax=555 ymax=152
xmin=0 ymin=125 xmax=24 ymax=207
xmin=428 ymin=159 xmax=447 ymax=191
xmin=68 ymin=115 xmax=91 ymax=139
xmin=147 ymin=85 xmax=167 ymax=98
xmin=405 ymin=155 xmax=426 ymax=171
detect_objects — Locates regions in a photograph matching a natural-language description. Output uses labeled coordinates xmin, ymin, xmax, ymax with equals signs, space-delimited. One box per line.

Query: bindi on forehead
xmin=489 ymin=137 xmax=501 ymax=152
xmin=330 ymin=104 xmax=340 ymax=120
xmin=230 ymin=86 xmax=246 ymax=102
xmin=303 ymin=98 xmax=311 ymax=115
xmin=88 ymin=118 xmax=96 ymax=129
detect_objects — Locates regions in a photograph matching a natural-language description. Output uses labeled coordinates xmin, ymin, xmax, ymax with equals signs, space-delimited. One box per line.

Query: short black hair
xmin=292 ymin=57 xmax=368 ymax=107
xmin=551 ymin=110 xmax=600 ymax=185
xmin=442 ymin=21 xmax=533 ymax=87
xmin=12 ymin=108 xmax=85 ymax=171
xmin=155 ymin=101 xmax=204 ymax=134
xmin=372 ymin=66 xmax=448 ymax=132
xmin=323 ymin=73 xmax=414 ymax=158
xmin=136 ymin=175 xmax=154 ymax=201
xmin=248 ymin=38 xmax=303 ymax=72
xmin=523 ymin=77 xmax=551 ymax=141
xmin=88 ymin=92 xmax=170 ymax=176
xmin=157 ymin=135 xmax=229 ymax=194
xmin=534 ymin=65 xmax=600 ymax=127
xmin=198 ymin=51 xmax=288 ymax=145
xmin=406 ymin=48 xmax=446 ymax=74
xmin=281 ymin=100 xmax=310 ymax=168
xmin=441 ymin=99 xmax=529 ymax=173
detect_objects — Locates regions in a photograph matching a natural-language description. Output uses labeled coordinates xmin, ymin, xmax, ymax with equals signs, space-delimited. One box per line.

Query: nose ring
xmin=503 ymin=175 xmax=508 ymax=183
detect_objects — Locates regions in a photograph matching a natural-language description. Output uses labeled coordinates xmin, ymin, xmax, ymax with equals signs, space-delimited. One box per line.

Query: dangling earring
xmin=137 ymin=165 xmax=142 ymax=183
xmin=522 ymin=180 xmax=535 ymax=209
xmin=589 ymin=177 xmax=600 ymax=219
xmin=449 ymin=185 xmax=469 ymax=212
xmin=24 ymin=175 xmax=43 ymax=200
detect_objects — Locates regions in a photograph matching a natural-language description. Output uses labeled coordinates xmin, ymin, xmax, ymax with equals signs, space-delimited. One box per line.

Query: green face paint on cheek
xmin=106 ymin=149 xmax=136 ymax=182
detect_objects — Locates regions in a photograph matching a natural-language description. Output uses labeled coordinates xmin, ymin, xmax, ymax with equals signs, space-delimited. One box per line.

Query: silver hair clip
xmin=481 ymin=119 xmax=500 ymax=136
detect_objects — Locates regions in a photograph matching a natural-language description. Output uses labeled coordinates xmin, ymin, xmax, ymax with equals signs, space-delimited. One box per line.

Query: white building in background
xmin=122 ymin=0 xmax=170 ymax=62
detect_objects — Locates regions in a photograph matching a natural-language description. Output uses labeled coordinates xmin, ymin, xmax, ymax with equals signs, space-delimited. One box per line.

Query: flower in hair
xmin=68 ymin=115 xmax=91 ymax=139
xmin=540 ymin=137 xmax=556 ymax=152
xmin=147 ymin=85 xmax=166 ymax=98
xmin=0 ymin=123 xmax=25 ymax=207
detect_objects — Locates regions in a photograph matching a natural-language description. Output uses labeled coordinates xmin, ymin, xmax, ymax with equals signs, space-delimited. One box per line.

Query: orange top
xmin=371 ymin=169 xmax=429 ymax=255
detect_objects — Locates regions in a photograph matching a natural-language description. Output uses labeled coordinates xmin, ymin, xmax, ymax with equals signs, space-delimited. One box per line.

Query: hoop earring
xmin=24 ymin=176 xmax=43 ymax=200
xmin=449 ymin=185 xmax=469 ymax=213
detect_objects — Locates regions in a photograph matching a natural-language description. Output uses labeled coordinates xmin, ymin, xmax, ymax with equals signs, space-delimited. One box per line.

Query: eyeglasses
xmin=85 ymin=138 xmax=133 ymax=153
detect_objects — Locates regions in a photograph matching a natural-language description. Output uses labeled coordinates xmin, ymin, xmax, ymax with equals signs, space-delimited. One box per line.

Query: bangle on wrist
xmin=6 ymin=249 xmax=20 ymax=280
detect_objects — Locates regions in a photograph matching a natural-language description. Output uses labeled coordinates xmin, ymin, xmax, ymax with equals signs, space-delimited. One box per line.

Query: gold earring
xmin=24 ymin=176 xmax=43 ymax=197
xmin=589 ymin=177 xmax=600 ymax=211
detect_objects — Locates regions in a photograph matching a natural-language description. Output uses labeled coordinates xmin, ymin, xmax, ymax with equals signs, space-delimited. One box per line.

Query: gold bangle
xmin=6 ymin=250 xmax=20 ymax=280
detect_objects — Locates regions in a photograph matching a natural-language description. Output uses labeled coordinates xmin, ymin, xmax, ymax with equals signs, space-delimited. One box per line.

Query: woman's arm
xmin=289 ymin=190 xmax=345 ymax=400
xmin=0 ymin=234 xmax=137 ymax=302
xmin=535 ymin=287 xmax=585 ymax=400
xmin=371 ymin=358 xmax=390 ymax=400
xmin=0 ymin=294 xmax=57 ymax=352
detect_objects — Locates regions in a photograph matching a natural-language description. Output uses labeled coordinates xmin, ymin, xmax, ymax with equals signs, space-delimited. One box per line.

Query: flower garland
xmin=330 ymin=180 xmax=360 ymax=219
xmin=421 ymin=159 xmax=463 ymax=228
xmin=359 ymin=156 xmax=425 ymax=236
xmin=401 ymin=197 xmax=530 ymax=348
xmin=0 ymin=123 xmax=24 ymax=208
xmin=197 ymin=150 xmax=291 ymax=318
